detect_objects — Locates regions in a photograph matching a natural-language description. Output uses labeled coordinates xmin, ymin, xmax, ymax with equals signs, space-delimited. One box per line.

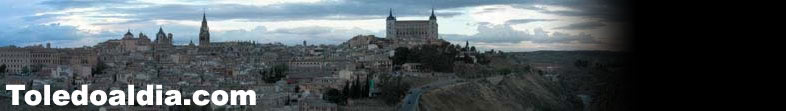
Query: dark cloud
xmin=214 ymin=26 xmax=381 ymax=45
xmin=510 ymin=0 xmax=628 ymax=22
xmin=89 ymin=19 xmax=151 ymax=25
xmin=0 ymin=23 xmax=119 ymax=47
xmin=38 ymin=0 xmax=131 ymax=10
xmin=105 ymin=3 xmax=463 ymax=22
xmin=554 ymin=22 xmax=606 ymax=30
xmin=31 ymin=0 xmax=549 ymax=22
xmin=442 ymin=24 xmax=600 ymax=44
xmin=504 ymin=19 xmax=555 ymax=25
xmin=32 ymin=0 xmax=627 ymax=22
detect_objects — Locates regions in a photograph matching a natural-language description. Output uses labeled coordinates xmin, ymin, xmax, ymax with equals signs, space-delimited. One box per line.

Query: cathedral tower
xmin=199 ymin=11 xmax=210 ymax=48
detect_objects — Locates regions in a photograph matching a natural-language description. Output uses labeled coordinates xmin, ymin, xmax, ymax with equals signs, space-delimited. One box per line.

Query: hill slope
xmin=418 ymin=74 xmax=577 ymax=111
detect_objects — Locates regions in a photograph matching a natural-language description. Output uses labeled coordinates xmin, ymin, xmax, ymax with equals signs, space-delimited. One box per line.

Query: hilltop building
xmin=386 ymin=8 xmax=442 ymax=47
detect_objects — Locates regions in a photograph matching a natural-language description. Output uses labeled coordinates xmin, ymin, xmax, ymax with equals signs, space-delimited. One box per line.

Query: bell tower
xmin=199 ymin=11 xmax=210 ymax=48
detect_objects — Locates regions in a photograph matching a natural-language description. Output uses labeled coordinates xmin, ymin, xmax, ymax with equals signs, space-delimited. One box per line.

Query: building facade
xmin=386 ymin=8 xmax=440 ymax=47
xmin=0 ymin=46 xmax=97 ymax=75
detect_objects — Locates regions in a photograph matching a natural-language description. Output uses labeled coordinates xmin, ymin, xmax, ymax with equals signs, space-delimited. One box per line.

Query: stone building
xmin=95 ymin=30 xmax=152 ymax=53
xmin=386 ymin=8 xmax=442 ymax=47
xmin=153 ymin=27 xmax=174 ymax=49
xmin=0 ymin=46 xmax=97 ymax=75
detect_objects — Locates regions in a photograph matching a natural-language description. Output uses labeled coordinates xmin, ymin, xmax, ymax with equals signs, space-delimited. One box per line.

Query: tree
xmin=92 ymin=59 xmax=108 ymax=76
xmin=392 ymin=47 xmax=410 ymax=65
xmin=352 ymin=76 xmax=361 ymax=98
xmin=262 ymin=64 xmax=289 ymax=83
xmin=21 ymin=66 xmax=30 ymax=75
xmin=30 ymin=64 xmax=44 ymax=73
xmin=342 ymin=81 xmax=350 ymax=97
xmin=574 ymin=60 xmax=590 ymax=68
xmin=0 ymin=64 xmax=6 ymax=73
xmin=294 ymin=86 xmax=300 ymax=93
xmin=323 ymin=88 xmax=347 ymax=105
xmin=0 ymin=64 xmax=5 ymax=78
xmin=377 ymin=75 xmax=411 ymax=105
xmin=362 ymin=76 xmax=369 ymax=97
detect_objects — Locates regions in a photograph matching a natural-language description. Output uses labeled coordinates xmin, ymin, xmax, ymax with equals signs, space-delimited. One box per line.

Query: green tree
xmin=352 ymin=76 xmax=361 ymax=98
xmin=294 ymin=86 xmax=300 ymax=93
xmin=362 ymin=76 xmax=369 ymax=98
xmin=92 ymin=59 xmax=108 ymax=76
xmin=0 ymin=64 xmax=6 ymax=73
xmin=377 ymin=74 xmax=411 ymax=105
xmin=30 ymin=64 xmax=44 ymax=73
xmin=323 ymin=88 xmax=347 ymax=105
xmin=574 ymin=60 xmax=590 ymax=68
xmin=392 ymin=47 xmax=410 ymax=65
xmin=262 ymin=64 xmax=289 ymax=83
xmin=0 ymin=64 xmax=6 ymax=78
xmin=342 ymin=81 xmax=350 ymax=97
xmin=21 ymin=66 xmax=30 ymax=75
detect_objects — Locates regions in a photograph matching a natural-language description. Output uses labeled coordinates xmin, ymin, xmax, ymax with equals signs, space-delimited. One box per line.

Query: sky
xmin=0 ymin=0 xmax=629 ymax=52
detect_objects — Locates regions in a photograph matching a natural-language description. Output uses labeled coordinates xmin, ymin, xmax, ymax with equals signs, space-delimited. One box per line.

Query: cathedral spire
xmin=199 ymin=10 xmax=210 ymax=48
xmin=158 ymin=26 xmax=165 ymax=34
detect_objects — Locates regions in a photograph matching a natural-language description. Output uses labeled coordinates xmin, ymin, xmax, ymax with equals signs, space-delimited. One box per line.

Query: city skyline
xmin=0 ymin=0 xmax=628 ymax=52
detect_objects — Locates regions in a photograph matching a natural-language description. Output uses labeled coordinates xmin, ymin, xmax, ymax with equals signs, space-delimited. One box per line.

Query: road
xmin=400 ymin=78 xmax=461 ymax=111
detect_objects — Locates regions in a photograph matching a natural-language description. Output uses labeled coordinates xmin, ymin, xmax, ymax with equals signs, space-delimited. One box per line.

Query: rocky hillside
xmin=418 ymin=73 xmax=578 ymax=111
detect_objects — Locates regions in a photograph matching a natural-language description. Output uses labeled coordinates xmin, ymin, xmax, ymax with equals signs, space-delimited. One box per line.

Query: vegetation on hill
xmin=258 ymin=63 xmax=289 ymax=83
xmin=0 ymin=64 xmax=6 ymax=78
xmin=438 ymin=51 xmax=632 ymax=111
xmin=323 ymin=74 xmax=376 ymax=105
xmin=390 ymin=43 xmax=496 ymax=73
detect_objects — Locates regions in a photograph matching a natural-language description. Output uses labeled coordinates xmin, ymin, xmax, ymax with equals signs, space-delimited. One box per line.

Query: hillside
xmin=420 ymin=51 xmax=632 ymax=111
xmin=418 ymin=73 xmax=577 ymax=111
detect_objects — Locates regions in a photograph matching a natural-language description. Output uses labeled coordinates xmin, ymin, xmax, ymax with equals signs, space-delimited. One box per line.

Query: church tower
xmin=199 ymin=11 xmax=210 ymax=48
xmin=156 ymin=27 xmax=167 ymax=43
xmin=123 ymin=29 xmax=134 ymax=39
xmin=155 ymin=26 xmax=173 ymax=47
xmin=386 ymin=8 xmax=396 ymax=39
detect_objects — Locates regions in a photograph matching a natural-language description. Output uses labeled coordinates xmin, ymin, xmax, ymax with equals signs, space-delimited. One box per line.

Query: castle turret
xmin=386 ymin=8 xmax=396 ymax=39
xmin=429 ymin=8 xmax=438 ymax=40
xmin=167 ymin=33 xmax=173 ymax=44
xmin=156 ymin=26 xmax=166 ymax=42
xmin=138 ymin=32 xmax=150 ymax=44
xmin=139 ymin=32 xmax=149 ymax=40
xmin=429 ymin=8 xmax=437 ymax=21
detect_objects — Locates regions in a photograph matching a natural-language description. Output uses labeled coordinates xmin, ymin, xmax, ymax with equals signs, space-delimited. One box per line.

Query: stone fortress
xmin=386 ymin=8 xmax=443 ymax=47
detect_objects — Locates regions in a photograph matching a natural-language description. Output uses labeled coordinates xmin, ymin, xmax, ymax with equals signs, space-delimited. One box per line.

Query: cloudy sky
xmin=0 ymin=0 xmax=629 ymax=52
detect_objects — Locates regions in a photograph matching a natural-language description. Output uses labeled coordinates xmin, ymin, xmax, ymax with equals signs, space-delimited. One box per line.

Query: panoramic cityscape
xmin=1 ymin=0 xmax=632 ymax=111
